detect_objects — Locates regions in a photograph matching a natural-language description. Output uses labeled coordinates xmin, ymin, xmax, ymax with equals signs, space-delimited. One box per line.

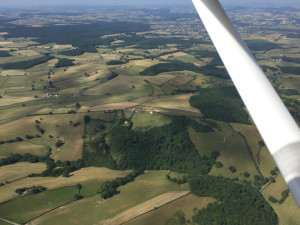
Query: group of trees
xmin=59 ymin=48 xmax=84 ymax=56
xmin=109 ymin=117 xmax=219 ymax=174
xmin=55 ymin=58 xmax=75 ymax=68
xmin=0 ymin=137 xmax=23 ymax=145
xmin=190 ymin=86 xmax=250 ymax=124
xmin=15 ymin=186 xmax=46 ymax=195
xmin=99 ymin=170 xmax=144 ymax=199
xmin=0 ymin=55 xmax=54 ymax=69
xmin=268 ymin=189 xmax=289 ymax=204
xmin=0 ymin=51 xmax=11 ymax=57
xmin=3 ymin=21 xmax=150 ymax=53
xmin=190 ymin=176 xmax=278 ymax=225
xmin=140 ymin=60 xmax=229 ymax=79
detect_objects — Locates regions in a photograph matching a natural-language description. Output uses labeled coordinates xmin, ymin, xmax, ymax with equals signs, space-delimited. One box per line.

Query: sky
xmin=0 ymin=0 xmax=299 ymax=8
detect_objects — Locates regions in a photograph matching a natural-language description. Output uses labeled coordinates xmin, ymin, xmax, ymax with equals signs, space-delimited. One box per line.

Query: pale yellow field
xmin=0 ymin=162 xmax=46 ymax=183
xmin=0 ymin=70 xmax=27 ymax=76
xmin=78 ymin=101 xmax=139 ymax=112
xmin=53 ymin=44 xmax=72 ymax=49
xmin=160 ymin=51 xmax=188 ymax=59
xmin=126 ymin=194 xmax=215 ymax=225
xmin=142 ymin=94 xmax=200 ymax=113
xmin=0 ymin=95 xmax=37 ymax=106
xmin=0 ymin=142 xmax=47 ymax=159
xmin=101 ymin=191 xmax=190 ymax=225
xmin=0 ymin=167 xmax=131 ymax=203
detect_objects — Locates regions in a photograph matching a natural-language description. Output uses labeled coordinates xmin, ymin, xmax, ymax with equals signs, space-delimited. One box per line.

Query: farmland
xmin=0 ymin=5 xmax=299 ymax=225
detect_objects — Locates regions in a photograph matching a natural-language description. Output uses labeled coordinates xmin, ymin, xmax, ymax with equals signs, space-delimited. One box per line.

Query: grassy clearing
xmin=125 ymin=194 xmax=215 ymax=225
xmin=31 ymin=171 xmax=188 ymax=225
xmin=142 ymin=94 xmax=200 ymax=113
xmin=0 ymin=167 xmax=131 ymax=203
xmin=131 ymin=111 xmax=171 ymax=130
xmin=0 ymin=162 xmax=46 ymax=184
xmin=262 ymin=174 xmax=300 ymax=225
xmin=188 ymin=122 xmax=259 ymax=180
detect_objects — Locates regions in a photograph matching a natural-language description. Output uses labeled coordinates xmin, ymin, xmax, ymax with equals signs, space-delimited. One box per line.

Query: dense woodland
xmin=190 ymin=86 xmax=250 ymax=124
xmin=0 ymin=51 xmax=11 ymax=57
xmin=190 ymin=176 xmax=278 ymax=225
xmin=245 ymin=39 xmax=283 ymax=51
xmin=140 ymin=60 xmax=229 ymax=79
xmin=108 ymin=117 xmax=219 ymax=173
xmin=55 ymin=58 xmax=75 ymax=68
xmin=1 ymin=22 xmax=151 ymax=52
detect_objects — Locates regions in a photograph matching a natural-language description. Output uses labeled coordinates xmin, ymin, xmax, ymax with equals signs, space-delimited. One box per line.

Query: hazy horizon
xmin=1 ymin=0 xmax=300 ymax=9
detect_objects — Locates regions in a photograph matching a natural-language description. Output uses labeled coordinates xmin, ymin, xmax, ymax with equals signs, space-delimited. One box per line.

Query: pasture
xmin=188 ymin=122 xmax=259 ymax=180
xmin=30 ymin=171 xmax=188 ymax=225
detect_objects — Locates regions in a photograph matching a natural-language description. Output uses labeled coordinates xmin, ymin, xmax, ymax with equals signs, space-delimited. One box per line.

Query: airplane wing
xmin=192 ymin=0 xmax=300 ymax=207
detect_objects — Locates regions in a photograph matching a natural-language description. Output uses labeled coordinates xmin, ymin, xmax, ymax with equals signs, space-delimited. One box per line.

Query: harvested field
xmin=101 ymin=191 xmax=190 ymax=225
xmin=143 ymin=94 xmax=200 ymax=113
xmin=160 ymin=52 xmax=188 ymax=59
xmin=0 ymin=162 xmax=46 ymax=184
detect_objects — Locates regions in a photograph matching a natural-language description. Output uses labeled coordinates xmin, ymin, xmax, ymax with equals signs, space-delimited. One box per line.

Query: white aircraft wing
xmin=192 ymin=0 xmax=300 ymax=207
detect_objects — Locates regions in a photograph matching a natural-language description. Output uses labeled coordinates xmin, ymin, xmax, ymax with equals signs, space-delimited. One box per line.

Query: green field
xmin=31 ymin=171 xmax=189 ymax=225
xmin=188 ymin=122 xmax=259 ymax=180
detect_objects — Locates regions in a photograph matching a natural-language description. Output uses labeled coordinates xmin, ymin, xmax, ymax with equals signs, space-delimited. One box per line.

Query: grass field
xmin=138 ymin=74 xmax=177 ymax=85
xmin=188 ymin=122 xmax=259 ymax=180
xmin=125 ymin=194 xmax=215 ymax=225
xmin=0 ymin=142 xmax=47 ymax=159
xmin=102 ymin=191 xmax=190 ymax=225
xmin=230 ymin=124 xmax=261 ymax=162
xmin=0 ymin=162 xmax=46 ymax=184
xmin=0 ymin=114 xmax=84 ymax=161
xmin=0 ymin=167 xmax=131 ymax=203
xmin=131 ymin=111 xmax=171 ymax=130
xmin=31 ymin=171 xmax=189 ymax=225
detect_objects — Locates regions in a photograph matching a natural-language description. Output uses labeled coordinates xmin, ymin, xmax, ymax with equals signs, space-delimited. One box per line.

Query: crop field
xmin=188 ymin=122 xmax=259 ymax=180
xmin=125 ymin=194 xmax=215 ymax=225
xmin=0 ymin=162 xmax=46 ymax=183
xmin=0 ymin=167 xmax=131 ymax=203
xmin=30 ymin=171 xmax=189 ymax=225
xmin=142 ymin=94 xmax=200 ymax=113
